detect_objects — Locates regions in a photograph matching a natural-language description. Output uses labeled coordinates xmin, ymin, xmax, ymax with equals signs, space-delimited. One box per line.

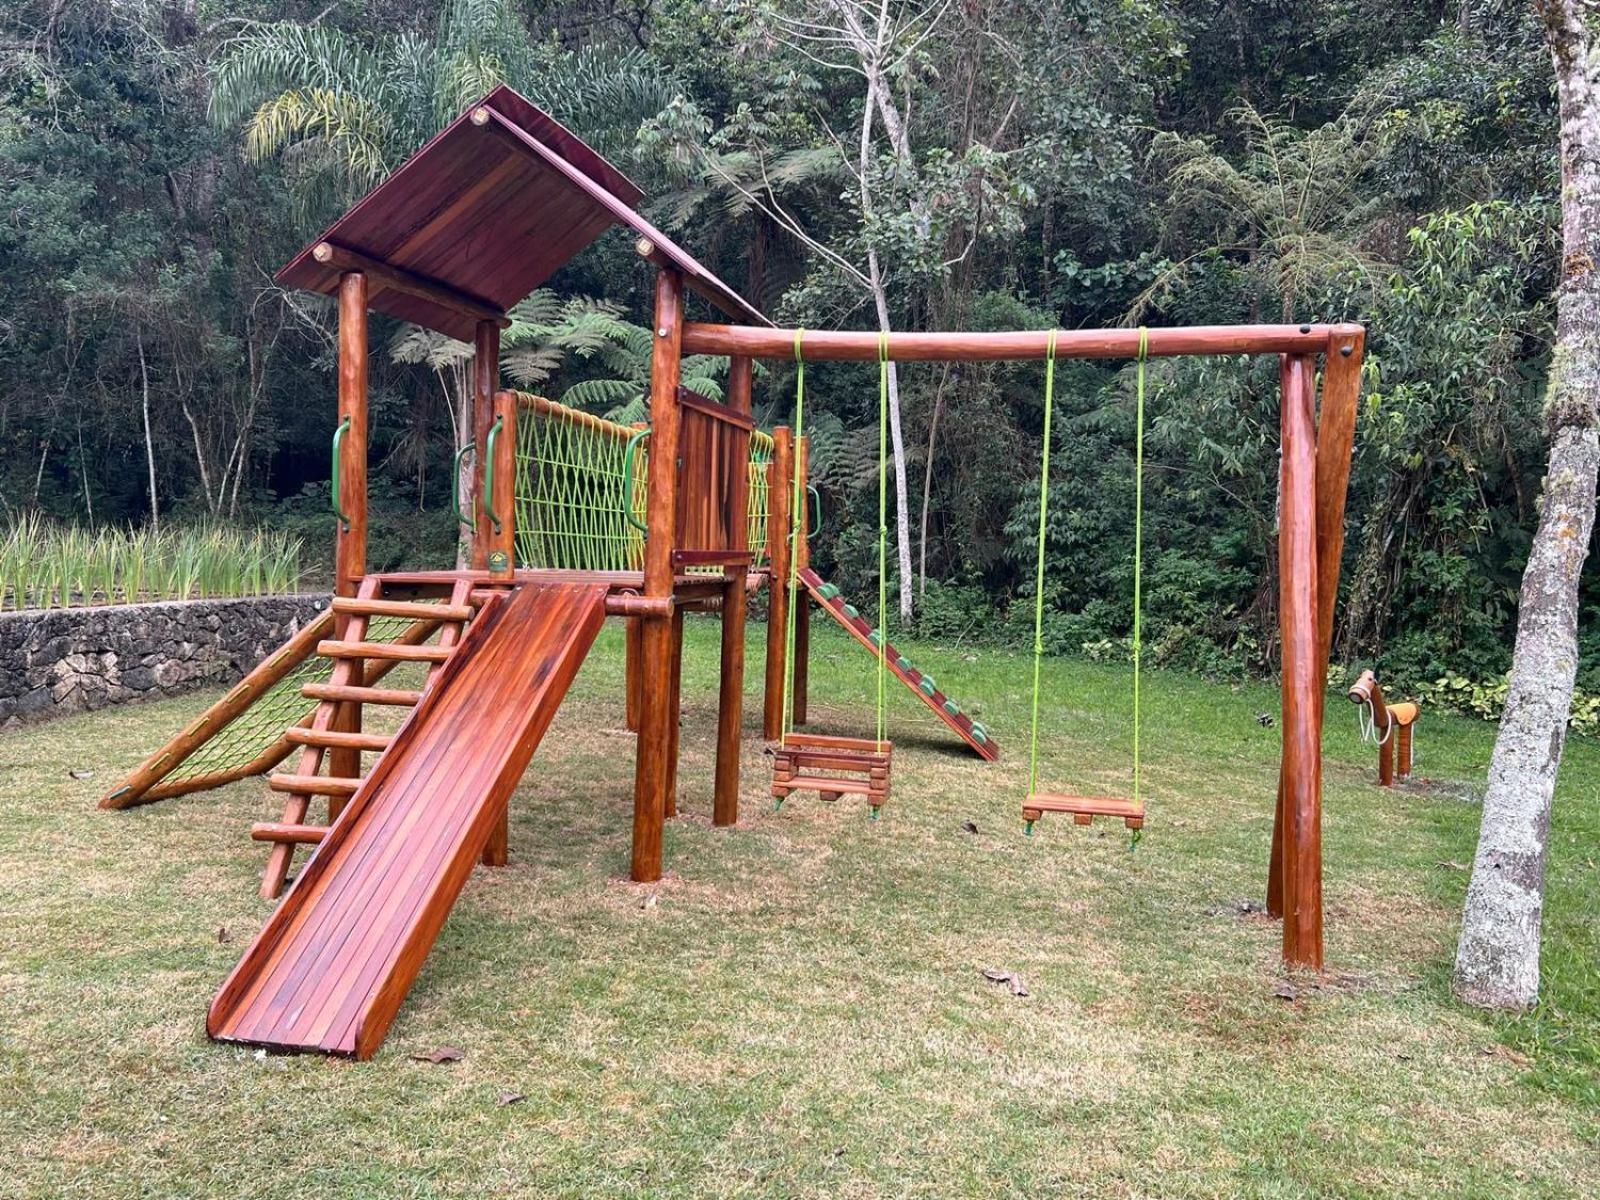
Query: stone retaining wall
xmin=0 ymin=594 xmax=330 ymax=727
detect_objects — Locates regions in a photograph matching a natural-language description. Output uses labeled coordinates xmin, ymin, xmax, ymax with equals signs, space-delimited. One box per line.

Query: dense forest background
xmin=0 ymin=0 xmax=1588 ymax=701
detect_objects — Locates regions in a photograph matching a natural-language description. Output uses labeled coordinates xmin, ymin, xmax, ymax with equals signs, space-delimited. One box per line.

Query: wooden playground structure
xmin=101 ymin=87 xmax=1365 ymax=1058
xmin=1348 ymin=670 xmax=1421 ymax=785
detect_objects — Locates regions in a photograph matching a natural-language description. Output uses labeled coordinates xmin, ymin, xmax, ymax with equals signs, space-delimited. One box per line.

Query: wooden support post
xmin=793 ymin=434 xmax=811 ymax=726
xmin=470 ymin=321 xmax=501 ymax=571
xmin=715 ymin=356 xmax=754 ymax=827
xmin=666 ymin=606 xmax=684 ymax=820
xmin=763 ymin=426 xmax=794 ymax=740
xmin=624 ymin=616 xmax=643 ymax=731
xmin=1277 ymin=353 xmax=1323 ymax=969
xmin=330 ymin=272 xmax=369 ymax=799
xmin=630 ymin=269 xmax=684 ymax=883
xmin=1396 ymin=723 xmax=1413 ymax=779
xmin=1268 ymin=329 xmax=1364 ymax=918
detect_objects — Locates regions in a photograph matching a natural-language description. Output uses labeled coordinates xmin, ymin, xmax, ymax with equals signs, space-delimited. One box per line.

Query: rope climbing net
xmin=162 ymin=614 xmax=419 ymax=786
xmin=512 ymin=392 xmax=775 ymax=574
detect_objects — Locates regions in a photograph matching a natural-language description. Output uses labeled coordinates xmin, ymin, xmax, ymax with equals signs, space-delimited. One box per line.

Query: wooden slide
xmin=207 ymin=581 xmax=608 ymax=1059
xmin=799 ymin=568 xmax=999 ymax=762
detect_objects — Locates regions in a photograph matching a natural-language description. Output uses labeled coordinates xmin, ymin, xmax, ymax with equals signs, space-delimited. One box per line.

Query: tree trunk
xmin=138 ymin=335 xmax=160 ymax=536
xmin=1454 ymin=0 xmax=1600 ymax=1010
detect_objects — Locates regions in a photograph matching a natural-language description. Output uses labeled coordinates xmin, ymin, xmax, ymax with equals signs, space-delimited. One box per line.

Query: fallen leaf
xmin=961 ymin=821 xmax=979 ymax=835
xmin=216 ymin=926 xmax=232 ymax=944
xmin=68 ymin=769 xmax=94 ymax=780
xmin=411 ymin=1046 xmax=465 ymax=1064
xmin=1273 ymin=982 xmax=1298 ymax=1001
xmin=1435 ymin=860 xmax=1469 ymax=872
xmin=497 ymin=1090 xmax=525 ymax=1107
xmin=982 ymin=968 xmax=1030 ymax=997
xmin=1480 ymin=1044 xmax=1531 ymax=1067
xmin=640 ymin=893 xmax=658 ymax=911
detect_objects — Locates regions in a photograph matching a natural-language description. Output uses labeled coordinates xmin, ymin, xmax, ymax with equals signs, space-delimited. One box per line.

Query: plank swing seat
xmin=1021 ymin=330 xmax=1150 ymax=842
xmin=1022 ymin=793 xmax=1144 ymax=833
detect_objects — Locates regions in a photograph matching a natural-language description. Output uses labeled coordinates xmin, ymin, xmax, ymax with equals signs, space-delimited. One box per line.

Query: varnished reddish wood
xmin=763 ymin=428 xmax=794 ymax=740
xmin=714 ymin=354 xmax=754 ymax=829
xmin=682 ymin=322 xmax=1362 ymax=363
xmin=332 ymin=597 xmax=475 ymax=622
xmin=208 ymin=582 xmax=609 ymax=1059
xmin=336 ymin=273 xmax=369 ymax=598
xmin=1278 ymin=354 xmax=1323 ymax=969
xmin=250 ymin=823 xmax=328 ymax=845
xmin=665 ymin=607 xmax=684 ymax=820
xmin=631 ymin=269 xmax=684 ymax=882
xmin=318 ymin=640 xmax=451 ymax=663
xmin=313 ymin=242 xmax=507 ymax=327
xmin=624 ymin=616 xmax=643 ymax=732
xmin=284 ymin=728 xmax=392 ymax=753
xmin=1022 ymin=793 xmax=1145 ymax=829
xmin=268 ymin=773 xmax=360 ymax=797
xmin=302 ymin=683 xmax=423 ymax=707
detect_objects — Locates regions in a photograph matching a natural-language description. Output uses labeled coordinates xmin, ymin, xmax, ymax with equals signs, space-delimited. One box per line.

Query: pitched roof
xmin=276 ymin=85 xmax=768 ymax=340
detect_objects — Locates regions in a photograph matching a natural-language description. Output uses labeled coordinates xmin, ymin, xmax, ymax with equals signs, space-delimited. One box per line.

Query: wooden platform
xmin=799 ymin=569 xmax=997 ymax=761
xmin=207 ymin=581 xmax=608 ymax=1059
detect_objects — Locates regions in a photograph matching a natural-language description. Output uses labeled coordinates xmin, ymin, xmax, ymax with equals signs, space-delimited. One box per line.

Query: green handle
xmin=451 ymin=442 xmax=476 ymax=532
xmin=330 ymin=416 xmax=352 ymax=531
xmin=622 ymin=427 xmax=651 ymax=533
xmin=484 ymin=415 xmax=505 ymax=535
xmin=807 ymin=484 xmax=823 ymax=542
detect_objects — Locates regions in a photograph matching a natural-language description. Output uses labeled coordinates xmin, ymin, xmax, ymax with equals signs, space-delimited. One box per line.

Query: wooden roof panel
xmin=277 ymin=85 xmax=766 ymax=340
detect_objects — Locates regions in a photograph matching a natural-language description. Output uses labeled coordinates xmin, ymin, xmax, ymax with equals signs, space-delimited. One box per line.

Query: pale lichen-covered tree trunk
xmin=1454 ymin=0 xmax=1600 ymax=1009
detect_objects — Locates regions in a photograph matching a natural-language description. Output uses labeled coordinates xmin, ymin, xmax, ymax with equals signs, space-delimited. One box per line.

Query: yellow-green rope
xmin=1132 ymin=327 xmax=1148 ymax=828
xmin=877 ymin=330 xmax=890 ymax=745
xmin=780 ymin=330 xmax=806 ymax=738
xmin=1027 ymin=331 xmax=1060 ymax=796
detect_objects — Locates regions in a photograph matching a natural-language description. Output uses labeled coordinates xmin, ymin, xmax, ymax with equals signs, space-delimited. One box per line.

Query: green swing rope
xmin=877 ymin=331 xmax=890 ymax=745
xmin=781 ymin=330 xmax=807 ymax=739
xmin=1026 ymin=327 xmax=1149 ymax=842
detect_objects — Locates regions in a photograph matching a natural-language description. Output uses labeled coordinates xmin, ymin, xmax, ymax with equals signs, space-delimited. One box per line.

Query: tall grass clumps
xmin=0 ymin=515 xmax=303 ymax=611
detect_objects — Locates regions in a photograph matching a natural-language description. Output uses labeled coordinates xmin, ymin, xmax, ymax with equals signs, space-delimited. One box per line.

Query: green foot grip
xmin=969 ymin=723 xmax=989 ymax=745
xmin=942 ymin=700 xmax=960 ymax=717
xmin=919 ymin=677 xmax=937 ymax=697
xmin=842 ymin=603 xmax=860 ymax=620
xmin=868 ymin=630 xmax=884 ymax=648
xmin=896 ymin=656 xmax=912 ymax=672
xmin=818 ymin=582 xmax=841 ymax=600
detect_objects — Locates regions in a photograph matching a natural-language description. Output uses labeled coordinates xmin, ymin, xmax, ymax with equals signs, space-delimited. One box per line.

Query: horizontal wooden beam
xmin=680 ymin=322 xmax=1365 ymax=363
xmin=312 ymin=241 xmax=509 ymax=329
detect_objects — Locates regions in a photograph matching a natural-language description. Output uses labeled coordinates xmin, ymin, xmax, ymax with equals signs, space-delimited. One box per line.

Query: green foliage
xmin=1419 ymin=674 xmax=1600 ymax=738
xmin=0 ymin=514 xmax=302 ymax=610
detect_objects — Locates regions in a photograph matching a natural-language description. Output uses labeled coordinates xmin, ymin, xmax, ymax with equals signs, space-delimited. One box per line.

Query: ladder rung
xmin=268 ymin=773 xmax=361 ymax=797
xmin=318 ymin=639 xmax=451 ymax=663
xmin=302 ymin=683 xmax=423 ymax=707
xmin=331 ymin=597 xmax=474 ymax=622
xmin=250 ymin=821 xmax=327 ymax=845
xmin=283 ymin=728 xmax=392 ymax=752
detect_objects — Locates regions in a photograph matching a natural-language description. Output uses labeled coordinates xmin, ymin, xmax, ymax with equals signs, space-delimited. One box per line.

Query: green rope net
xmin=162 ymin=613 xmax=419 ymax=785
xmin=512 ymin=393 xmax=775 ymax=574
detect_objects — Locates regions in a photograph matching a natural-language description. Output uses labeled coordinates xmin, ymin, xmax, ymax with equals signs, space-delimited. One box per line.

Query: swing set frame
xmin=685 ymin=319 xmax=1365 ymax=970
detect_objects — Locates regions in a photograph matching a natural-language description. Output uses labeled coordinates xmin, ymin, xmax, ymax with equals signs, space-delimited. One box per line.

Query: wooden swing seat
xmin=773 ymin=732 xmax=893 ymax=812
xmin=1022 ymin=792 xmax=1145 ymax=829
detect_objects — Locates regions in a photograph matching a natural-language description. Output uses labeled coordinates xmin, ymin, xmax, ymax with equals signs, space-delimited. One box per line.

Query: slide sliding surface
xmin=207 ymin=581 xmax=608 ymax=1059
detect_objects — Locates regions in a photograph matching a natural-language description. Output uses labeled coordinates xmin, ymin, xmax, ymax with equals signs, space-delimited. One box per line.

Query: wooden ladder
xmin=250 ymin=577 xmax=476 ymax=898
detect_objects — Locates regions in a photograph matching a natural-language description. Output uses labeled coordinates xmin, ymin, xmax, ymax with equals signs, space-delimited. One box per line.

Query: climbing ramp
xmin=207 ymin=580 xmax=608 ymax=1059
xmin=799 ymin=568 xmax=998 ymax=761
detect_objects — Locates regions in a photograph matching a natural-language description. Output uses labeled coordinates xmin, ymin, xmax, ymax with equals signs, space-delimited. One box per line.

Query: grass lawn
xmin=2 ymin=616 xmax=1596 ymax=1197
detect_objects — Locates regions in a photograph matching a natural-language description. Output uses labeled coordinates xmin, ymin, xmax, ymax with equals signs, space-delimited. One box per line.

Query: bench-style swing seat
xmin=770 ymin=329 xmax=895 ymax=817
xmin=772 ymin=732 xmax=892 ymax=815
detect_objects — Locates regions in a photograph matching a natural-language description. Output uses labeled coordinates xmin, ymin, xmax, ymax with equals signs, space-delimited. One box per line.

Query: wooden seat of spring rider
xmin=1022 ymin=792 xmax=1145 ymax=833
xmin=772 ymin=732 xmax=893 ymax=816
